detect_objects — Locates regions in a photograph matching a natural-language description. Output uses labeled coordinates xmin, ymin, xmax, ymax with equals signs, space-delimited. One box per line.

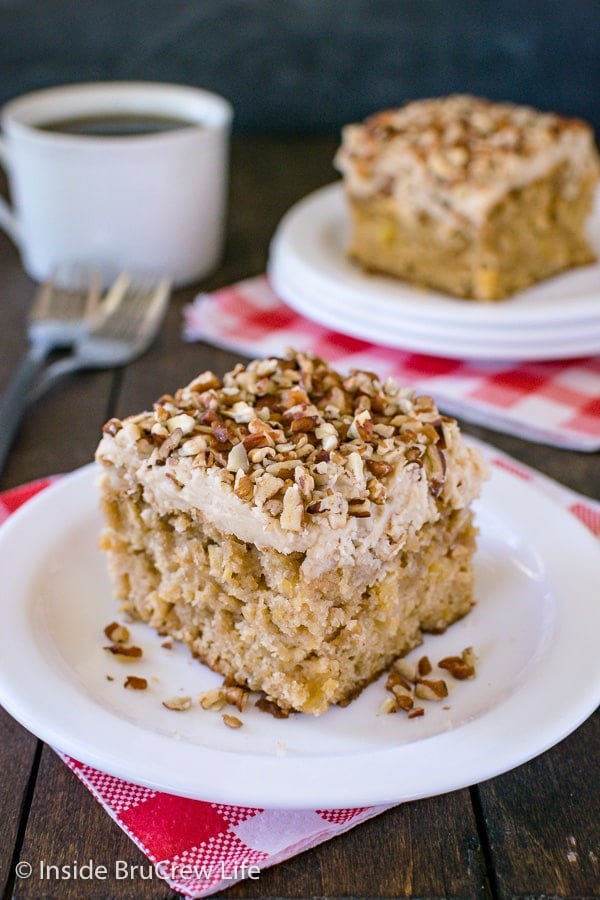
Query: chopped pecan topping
xmin=255 ymin=697 xmax=290 ymax=718
xmin=415 ymin=678 xmax=449 ymax=701
xmin=124 ymin=675 xmax=148 ymax=690
xmin=104 ymin=621 xmax=130 ymax=644
xmin=438 ymin=647 xmax=477 ymax=680
xmin=417 ymin=655 xmax=432 ymax=677
xmin=162 ymin=695 xmax=192 ymax=711
xmin=223 ymin=684 xmax=250 ymax=713
xmin=199 ymin=688 xmax=226 ymax=710
xmin=222 ymin=713 xmax=243 ymax=729
xmin=99 ymin=350 xmax=460 ymax=529
xmin=104 ymin=644 xmax=143 ymax=661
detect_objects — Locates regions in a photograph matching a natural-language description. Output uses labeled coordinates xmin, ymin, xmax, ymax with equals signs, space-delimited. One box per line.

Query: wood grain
xmin=476 ymin=711 xmax=600 ymax=898
xmin=0 ymin=710 xmax=38 ymax=898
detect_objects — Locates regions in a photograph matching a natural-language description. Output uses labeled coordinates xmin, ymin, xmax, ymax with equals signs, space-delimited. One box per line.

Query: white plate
xmin=268 ymin=183 xmax=600 ymax=360
xmin=0 ymin=464 xmax=599 ymax=808
xmin=274 ymin=260 xmax=600 ymax=361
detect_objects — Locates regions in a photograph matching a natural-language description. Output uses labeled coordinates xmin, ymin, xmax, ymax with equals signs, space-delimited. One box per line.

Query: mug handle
xmin=0 ymin=137 xmax=22 ymax=246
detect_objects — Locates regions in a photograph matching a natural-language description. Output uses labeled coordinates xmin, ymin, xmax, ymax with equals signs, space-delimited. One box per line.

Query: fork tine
xmin=29 ymin=266 xmax=105 ymax=325
xmin=28 ymin=278 xmax=56 ymax=321
xmin=23 ymin=272 xmax=172 ymax=408
xmin=134 ymin=276 xmax=171 ymax=338
xmin=82 ymin=271 xmax=104 ymax=318
xmin=98 ymin=271 xmax=133 ymax=319
xmin=93 ymin=275 xmax=171 ymax=343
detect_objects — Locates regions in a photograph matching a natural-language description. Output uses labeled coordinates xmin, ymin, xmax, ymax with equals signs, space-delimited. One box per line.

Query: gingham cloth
xmin=1 ymin=447 xmax=598 ymax=898
xmin=183 ymin=275 xmax=600 ymax=452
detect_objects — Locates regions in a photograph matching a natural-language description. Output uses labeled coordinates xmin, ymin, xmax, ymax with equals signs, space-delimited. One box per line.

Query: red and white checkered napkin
xmin=183 ymin=275 xmax=600 ymax=452
xmin=1 ymin=457 xmax=599 ymax=898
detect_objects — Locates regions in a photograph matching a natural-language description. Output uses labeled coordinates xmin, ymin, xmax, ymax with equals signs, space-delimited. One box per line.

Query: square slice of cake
xmin=334 ymin=94 xmax=600 ymax=301
xmin=96 ymin=351 xmax=487 ymax=715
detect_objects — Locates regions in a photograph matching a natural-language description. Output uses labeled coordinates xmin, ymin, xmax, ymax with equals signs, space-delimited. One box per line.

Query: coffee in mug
xmin=0 ymin=81 xmax=233 ymax=286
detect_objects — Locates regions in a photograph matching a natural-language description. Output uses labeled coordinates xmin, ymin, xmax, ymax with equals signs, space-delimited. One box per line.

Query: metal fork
xmin=28 ymin=274 xmax=172 ymax=399
xmin=0 ymin=268 xmax=122 ymax=474
xmin=0 ymin=273 xmax=171 ymax=475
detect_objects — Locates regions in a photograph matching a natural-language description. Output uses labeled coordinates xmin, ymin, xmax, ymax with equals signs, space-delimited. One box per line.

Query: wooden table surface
xmin=0 ymin=136 xmax=598 ymax=900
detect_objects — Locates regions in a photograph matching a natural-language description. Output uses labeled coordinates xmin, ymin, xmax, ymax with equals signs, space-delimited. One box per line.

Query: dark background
xmin=1 ymin=0 xmax=599 ymax=135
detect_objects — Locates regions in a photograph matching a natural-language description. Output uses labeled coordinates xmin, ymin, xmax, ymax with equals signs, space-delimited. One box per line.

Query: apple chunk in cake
xmin=96 ymin=351 xmax=487 ymax=715
xmin=334 ymin=95 xmax=599 ymax=301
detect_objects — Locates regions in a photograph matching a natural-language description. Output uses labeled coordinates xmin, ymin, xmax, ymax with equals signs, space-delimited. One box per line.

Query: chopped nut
xmin=247 ymin=446 xmax=276 ymax=464
xmin=347 ymin=498 xmax=371 ymax=518
xmin=102 ymin=418 xmax=122 ymax=436
xmin=386 ymin=671 xmax=413 ymax=693
xmin=415 ymin=678 xmax=449 ymax=701
xmin=188 ymin=371 xmax=222 ymax=392
xmin=424 ymin=445 xmax=447 ymax=497
xmin=104 ymin=621 xmax=130 ymax=644
xmin=124 ymin=675 xmax=148 ymax=690
xmin=438 ymin=655 xmax=475 ymax=680
xmin=294 ymin=465 xmax=315 ymax=498
xmin=417 ymin=655 xmax=432 ymax=676
xmin=407 ymin=706 xmax=425 ymax=719
xmin=226 ymin=441 xmax=249 ymax=473
xmin=199 ymin=688 xmax=226 ymax=711
xmin=255 ymin=697 xmax=290 ymax=718
xmin=222 ymin=713 xmax=243 ymax=729
xmin=223 ymin=685 xmax=249 ymax=712
xmin=315 ymin=422 xmax=339 ymax=451
xmin=380 ymin=695 xmax=399 ymax=714
xmin=367 ymin=478 xmax=386 ymax=505
xmin=253 ymin=473 xmax=285 ymax=505
xmin=212 ymin=419 xmax=237 ymax=444
xmin=462 ymin=646 xmax=478 ymax=668
xmin=228 ymin=400 xmax=256 ymax=423
xmin=162 ymin=695 xmax=192 ymax=711
xmin=161 ymin=640 xmax=173 ymax=650
xmin=104 ymin=644 xmax=143 ymax=661
xmin=280 ymin=484 xmax=304 ymax=531
xmin=290 ymin=415 xmax=319 ymax=433
xmin=167 ymin=413 xmax=196 ymax=435
xmin=348 ymin=408 xmax=374 ymax=441
xmin=366 ymin=459 xmax=392 ymax=477
xmin=392 ymin=658 xmax=417 ymax=683
xmin=233 ymin=471 xmax=254 ymax=501
xmin=194 ymin=449 xmax=217 ymax=468
xmin=158 ymin=427 xmax=183 ymax=459
xmin=242 ymin=432 xmax=271 ymax=451
xmin=284 ymin=387 xmax=310 ymax=407
xmin=179 ymin=434 xmax=208 ymax=456
xmin=394 ymin=692 xmax=414 ymax=711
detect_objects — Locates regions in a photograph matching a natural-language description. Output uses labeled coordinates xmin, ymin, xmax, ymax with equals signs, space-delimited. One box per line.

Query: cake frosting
xmin=96 ymin=351 xmax=485 ymax=582
xmin=335 ymin=94 xmax=600 ymax=228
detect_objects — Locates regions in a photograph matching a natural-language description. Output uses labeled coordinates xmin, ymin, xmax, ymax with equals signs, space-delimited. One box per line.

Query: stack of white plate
xmin=268 ymin=183 xmax=600 ymax=362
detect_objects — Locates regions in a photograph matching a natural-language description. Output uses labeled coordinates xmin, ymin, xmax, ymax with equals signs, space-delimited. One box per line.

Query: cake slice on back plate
xmin=335 ymin=94 xmax=599 ymax=301
xmin=96 ymin=350 xmax=487 ymax=715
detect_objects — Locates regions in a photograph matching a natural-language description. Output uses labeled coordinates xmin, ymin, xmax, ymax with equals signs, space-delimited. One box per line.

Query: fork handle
xmin=26 ymin=354 xmax=93 ymax=406
xmin=0 ymin=343 xmax=51 ymax=476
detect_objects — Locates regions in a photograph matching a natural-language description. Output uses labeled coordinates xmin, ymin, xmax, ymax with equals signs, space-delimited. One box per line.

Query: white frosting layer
xmin=96 ymin=352 xmax=487 ymax=583
xmin=97 ymin=421 xmax=485 ymax=581
xmin=335 ymin=95 xmax=600 ymax=228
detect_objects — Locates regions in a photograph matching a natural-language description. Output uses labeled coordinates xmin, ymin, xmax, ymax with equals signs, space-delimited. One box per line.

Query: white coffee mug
xmin=0 ymin=81 xmax=233 ymax=286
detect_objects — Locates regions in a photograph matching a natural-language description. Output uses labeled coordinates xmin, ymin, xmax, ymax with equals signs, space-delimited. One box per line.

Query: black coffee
xmin=36 ymin=113 xmax=197 ymax=137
